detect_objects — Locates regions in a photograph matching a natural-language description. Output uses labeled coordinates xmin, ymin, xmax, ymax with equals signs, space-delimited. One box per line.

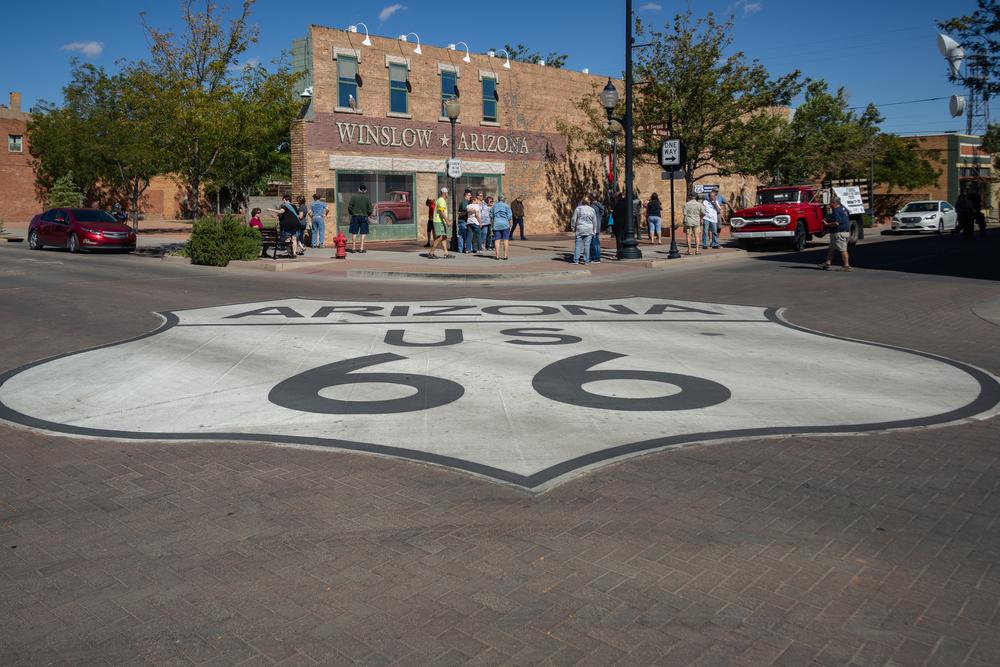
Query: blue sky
xmin=2 ymin=0 xmax=985 ymax=135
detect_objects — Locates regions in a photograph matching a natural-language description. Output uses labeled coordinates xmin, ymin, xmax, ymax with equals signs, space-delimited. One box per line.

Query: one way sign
xmin=660 ymin=139 xmax=684 ymax=168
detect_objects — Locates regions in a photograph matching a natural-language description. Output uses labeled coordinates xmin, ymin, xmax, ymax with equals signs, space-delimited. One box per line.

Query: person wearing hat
xmin=428 ymin=187 xmax=454 ymax=259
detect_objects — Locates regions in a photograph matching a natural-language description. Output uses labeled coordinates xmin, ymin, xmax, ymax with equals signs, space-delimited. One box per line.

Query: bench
xmin=259 ymin=228 xmax=291 ymax=259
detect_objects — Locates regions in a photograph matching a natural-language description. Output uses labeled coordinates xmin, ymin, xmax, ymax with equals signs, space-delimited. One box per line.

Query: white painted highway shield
xmin=1 ymin=298 xmax=997 ymax=489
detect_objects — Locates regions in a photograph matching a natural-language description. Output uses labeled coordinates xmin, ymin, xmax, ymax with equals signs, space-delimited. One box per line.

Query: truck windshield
xmin=757 ymin=190 xmax=801 ymax=205
xmin=901 ymin=202 xmax=938 ymax=213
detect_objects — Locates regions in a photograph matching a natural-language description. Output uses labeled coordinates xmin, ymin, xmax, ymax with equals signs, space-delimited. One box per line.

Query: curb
xmin=345 ymin=268 xmax=592 ymax=282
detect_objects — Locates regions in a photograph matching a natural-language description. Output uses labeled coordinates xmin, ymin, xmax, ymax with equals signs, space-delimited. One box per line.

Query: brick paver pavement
xmin=1 ymin=232 xmax=998 ymax=665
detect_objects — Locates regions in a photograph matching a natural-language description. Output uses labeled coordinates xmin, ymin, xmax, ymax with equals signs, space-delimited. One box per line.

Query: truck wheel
xmin=848 ymin=221 xmax=859 ymax=247
xmin=790 ymin=223 xmax=807 ymax=252
xmin=380 ymin=212 xmax=396 ymax=225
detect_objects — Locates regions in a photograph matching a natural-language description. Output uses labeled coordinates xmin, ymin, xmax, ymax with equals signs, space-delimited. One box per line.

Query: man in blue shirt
xmin=490 ymin=194 xmax=513 ymax=260
xmin=821 ymin=196 xmax=852 ymax=272
xmin=309 ymin=194 xmax=329 ymax=248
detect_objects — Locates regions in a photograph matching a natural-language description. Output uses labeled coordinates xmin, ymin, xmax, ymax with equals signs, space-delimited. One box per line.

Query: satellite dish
xmin=950 ymin=95 xmax=966 ymax=118
xmin=937 ymin=33 xmax=961 ymax=57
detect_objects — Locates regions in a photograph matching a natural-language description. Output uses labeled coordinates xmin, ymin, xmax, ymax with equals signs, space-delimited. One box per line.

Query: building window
xmin=336 ymin=172 xmax=415 ymax=241
xmin=441 ymin=70 xmax=458 ymax=117
xmin=8 ymin=134 xmax=23 ymax=153
xmin=389 ymin=62 xmax=408 ymax=115
xmin=482 ymin=77 xmax=497 ymax=123
xmin=338 ymin=55 xmax=359 ymax=110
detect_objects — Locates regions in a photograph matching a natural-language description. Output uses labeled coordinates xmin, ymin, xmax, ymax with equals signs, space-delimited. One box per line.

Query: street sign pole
xmin=666 ymin=111 xmax=681 ymax=259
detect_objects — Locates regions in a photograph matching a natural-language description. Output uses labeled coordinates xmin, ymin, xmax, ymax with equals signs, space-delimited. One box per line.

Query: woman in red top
xmin=248 ymin=208 xmax=263 ymax=229
xmin=424 ymin=198 xmax=435 ymax=247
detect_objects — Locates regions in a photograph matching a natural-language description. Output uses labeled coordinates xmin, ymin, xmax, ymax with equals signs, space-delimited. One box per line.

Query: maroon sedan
xmin=27 ymin=208 xmax=137 ymax=253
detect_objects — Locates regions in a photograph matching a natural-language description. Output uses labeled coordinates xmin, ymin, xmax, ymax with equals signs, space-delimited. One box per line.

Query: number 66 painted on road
xmin=268 ymin=351 xmax=730 ymax=414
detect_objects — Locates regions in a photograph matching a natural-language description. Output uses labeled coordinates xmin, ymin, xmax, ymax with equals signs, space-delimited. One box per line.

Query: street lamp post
xmin=444 ymin=96 xmax=461 ymax=251
xmin=600 ymin=81 xmax=640 ymax=258
xmin=620 ymin=0 xmax=642 ymax=260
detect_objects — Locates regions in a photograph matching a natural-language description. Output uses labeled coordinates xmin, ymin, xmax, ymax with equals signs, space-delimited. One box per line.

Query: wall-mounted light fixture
xmin=448 ymin=42 xmax=472 ymax=64
xmin=398 ymin=32 xmax=421 ymax=55
xmin=497 ymin=50 xmax=511 ymax=70
xmin=348 ymin=23 xmax=372 ymax=47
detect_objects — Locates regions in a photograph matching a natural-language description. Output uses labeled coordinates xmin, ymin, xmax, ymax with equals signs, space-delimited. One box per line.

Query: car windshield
xmin=757 ymin=189 xmax=801 ymax=205
xmin=73 ymin=209 xmax=118 ymax=223
xmin=901 ymin=202 xmax=938 ymax=213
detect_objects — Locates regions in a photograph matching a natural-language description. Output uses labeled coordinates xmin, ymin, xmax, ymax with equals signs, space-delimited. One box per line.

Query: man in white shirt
xmin=701 ymin=191 xmax=721 ymax=249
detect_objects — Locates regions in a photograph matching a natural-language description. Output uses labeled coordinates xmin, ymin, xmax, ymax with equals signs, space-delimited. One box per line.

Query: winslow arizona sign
xmin=1 ymin=298 xmax=997 ymax=490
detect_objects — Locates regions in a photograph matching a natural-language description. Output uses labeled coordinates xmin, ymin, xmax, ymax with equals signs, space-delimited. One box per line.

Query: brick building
xmin=1 ymin=92 xmax=41 ymax=226
xmin=874 ymin=133 xmax=995 ymax=215
xmin=290 ymin=25 xmax=752 ymax=241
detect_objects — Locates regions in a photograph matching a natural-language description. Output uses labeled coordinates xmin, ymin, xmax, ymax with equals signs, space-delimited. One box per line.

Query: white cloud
xmin=61 ymin=41 xmax=104 ymax=58
xmin=639 ymin=2 xmax=662 ymax=10
xmin=228 ymin=57 xmax=260 ymax=71
xmin=378 ymin=3 xmax=406 ymax=22
xmin=742 ymin=1 xmax=762 ymax=14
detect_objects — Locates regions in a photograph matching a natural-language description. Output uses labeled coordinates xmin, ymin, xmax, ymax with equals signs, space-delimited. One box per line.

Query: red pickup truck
xmin=372 ymin=191 xmax=413 ymax=225
xmin=729 ymin=185 xmax=863 ymax=251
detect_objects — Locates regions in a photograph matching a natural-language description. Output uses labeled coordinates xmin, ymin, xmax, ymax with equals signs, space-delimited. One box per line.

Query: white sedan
xmin=891 ymin=200 xmax=958 ymax=233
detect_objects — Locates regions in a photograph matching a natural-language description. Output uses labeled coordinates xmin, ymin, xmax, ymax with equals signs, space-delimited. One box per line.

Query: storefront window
xmin=336 ymin=171 xmax=415 ymax=241
xmin=437 ymin=174 xmax=502 ymax=201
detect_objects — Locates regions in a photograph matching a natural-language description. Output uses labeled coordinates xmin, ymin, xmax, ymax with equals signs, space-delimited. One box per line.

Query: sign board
xmin=1 ymin=298 xmax=995 ymax=491
xmin=446 ymin=158 xmax=463 ymax=179
xmin=832 ymin=186 xmax=866 ymax=215
xmin=659 ymin=139 xmax=683 ymax=168
xmin=661 ymin=170 xmax=685 ymax=180
xmin=693 ymin=184 xmax=719 ymax=195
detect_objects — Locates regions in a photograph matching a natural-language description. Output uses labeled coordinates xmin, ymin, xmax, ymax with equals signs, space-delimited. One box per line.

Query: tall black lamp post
xmin=600 ymin=82 xmax=641 ymax=259
xmin=444 ymin=96 xmax=461 ymax=251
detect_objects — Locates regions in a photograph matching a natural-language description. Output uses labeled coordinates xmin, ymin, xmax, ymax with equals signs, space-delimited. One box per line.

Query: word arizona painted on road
xmin=223 ymin=302 xmax=727 ymax=319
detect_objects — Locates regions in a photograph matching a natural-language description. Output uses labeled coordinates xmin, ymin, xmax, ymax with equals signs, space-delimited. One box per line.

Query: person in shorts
xmin=428 ymin=187 xmax=454 ymax=259
xmin=267 ymin=194 xmax=302 ymax=258
xmin=646 ymin=192 xmax=663 ymax=244
xmin=491 ymin=194 xmax=513 ymax=260
xmin=821 ymin=196 xmax=852 ymax=271
xmin=347 ymin=184 xmax=373 ymax=253
xmin=682 ymin=192 xmax=704 ymax=255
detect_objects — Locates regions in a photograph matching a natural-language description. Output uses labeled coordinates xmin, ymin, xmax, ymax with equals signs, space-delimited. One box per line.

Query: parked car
xmin=890 ymin=201 xmax=958 ymax=233
xmin=27 ymin=208 xmax=137 ymax=253
xmin=372 ymin=191 xmax=413 ymax=225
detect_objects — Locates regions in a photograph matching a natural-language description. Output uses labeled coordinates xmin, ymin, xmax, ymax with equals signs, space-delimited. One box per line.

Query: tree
xmin=28 ymin=62 xmax=168 ymax=227
xmin=632 ymin=12 xmax=802 ymax=188
xmin=873 ymin=134 xmax=939 ymax=192
xmin=939 ymin=0 xmax=1000 ymax=95
xmin=138 ymin=0 xmax=301 ymax=217
xmin=489 ymin=43 xmax=568 ymax=69
xmin=47 ymin=173 xmax=84 ymax=208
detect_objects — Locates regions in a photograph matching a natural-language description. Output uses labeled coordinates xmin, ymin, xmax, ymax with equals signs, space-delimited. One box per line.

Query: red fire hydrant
xmin=334 ymin=230 xmax=347 ymax=259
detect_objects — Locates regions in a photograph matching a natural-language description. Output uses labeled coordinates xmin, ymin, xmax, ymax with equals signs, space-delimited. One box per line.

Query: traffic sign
xmin=446 ymin=158 xmax=463 ymax=179
xmin=659 ymin=139 xmax=684 ymax=168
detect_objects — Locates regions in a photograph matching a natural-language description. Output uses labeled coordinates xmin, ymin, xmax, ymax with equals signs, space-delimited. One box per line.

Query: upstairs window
xmin=338 ymin=55 xmax=359 ymax=110
xmin=482 ymin=77 xmax=497 ymax=123
xmin=389 ymin=62 xmax=408 ymax=114
xmin=8 ymin=134 xmax=23 ymax=153
xmin=441 ymin=70 xmax=458 ymax=117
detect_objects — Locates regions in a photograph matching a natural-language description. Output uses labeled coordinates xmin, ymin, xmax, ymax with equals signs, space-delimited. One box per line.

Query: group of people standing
xmin=252 ymin=193 xmax=331 ymax=259
xmin=568 ymin=188 xmax=727 ymax=263
xmin=427 ymin=188 xmax=518 ymax=260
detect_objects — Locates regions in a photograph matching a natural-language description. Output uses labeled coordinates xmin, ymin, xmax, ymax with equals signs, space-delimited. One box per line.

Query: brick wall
xmin=0 ymin=110 xmax=42 ymax=227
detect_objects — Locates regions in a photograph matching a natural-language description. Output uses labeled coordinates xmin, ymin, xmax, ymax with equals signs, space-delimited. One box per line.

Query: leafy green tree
xmin=47 ymin=172 xmax=84 ymax=208
xmin=28 ymin=99 xmax=104 ymax=204
xmin=874 ymin=134 xmax=939 ymax=192
xmin=632 ymin=12 xmax=802 ymax=188
xmin=489 ymin=43 xmax=568 ymax=68
xmin=138 ymin=0 xmax=301 ymax=217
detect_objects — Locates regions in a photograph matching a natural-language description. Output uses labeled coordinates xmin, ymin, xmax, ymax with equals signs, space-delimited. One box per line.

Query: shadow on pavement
xmin=750 ymin=231 xmax=999 ymax=282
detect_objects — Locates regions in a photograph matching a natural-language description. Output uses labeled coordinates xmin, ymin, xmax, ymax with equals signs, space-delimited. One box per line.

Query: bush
xmin=187 ymin=216 xmax=261 ymax=267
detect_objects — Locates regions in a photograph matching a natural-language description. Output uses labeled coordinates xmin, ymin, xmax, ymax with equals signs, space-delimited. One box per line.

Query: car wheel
xmin=380 ymin=212 xmax=396 ymax=225
xmin=790 ymin=222 xmax=807 ymax=252
xmin=28 ymin=230 xmax=43 ymax=250
xmin=937 ymin=219 xmax=944 ymax=234
xmin=67 ymin=233 xmax=80 ymax=254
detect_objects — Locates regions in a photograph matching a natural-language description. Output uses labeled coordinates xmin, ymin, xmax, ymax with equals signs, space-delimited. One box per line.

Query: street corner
xmin=1 ymin=297 xmax=998 ymax=490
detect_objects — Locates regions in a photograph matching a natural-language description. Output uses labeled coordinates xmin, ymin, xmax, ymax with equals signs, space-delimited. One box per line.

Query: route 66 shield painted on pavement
xmin=1 ymin=298 xmax=997 ymax=490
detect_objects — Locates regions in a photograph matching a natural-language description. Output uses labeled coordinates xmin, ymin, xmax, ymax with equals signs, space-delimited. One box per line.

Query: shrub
xmin=187 ymin=216 xmax=261 ymax=267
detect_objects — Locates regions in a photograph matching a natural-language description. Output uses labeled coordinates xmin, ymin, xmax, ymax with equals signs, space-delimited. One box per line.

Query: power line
xmin=848 ymin=96 xmax=951 ymax=110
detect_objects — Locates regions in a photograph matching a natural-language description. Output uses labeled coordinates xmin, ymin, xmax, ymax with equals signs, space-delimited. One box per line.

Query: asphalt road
xmin=1 ymin=233 xmax=998 ymax=665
